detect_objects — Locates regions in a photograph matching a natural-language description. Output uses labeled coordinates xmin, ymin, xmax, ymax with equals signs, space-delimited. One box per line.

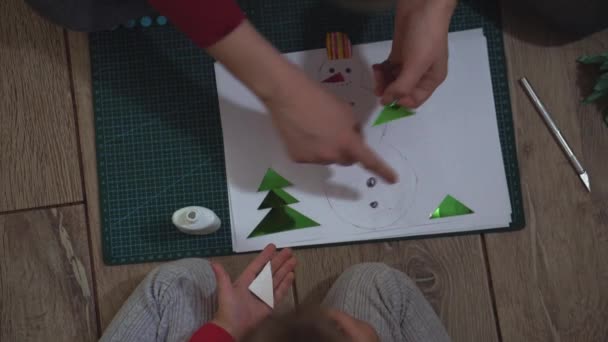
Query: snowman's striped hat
xmin=326 ymin=32 xmax=352 ymax=60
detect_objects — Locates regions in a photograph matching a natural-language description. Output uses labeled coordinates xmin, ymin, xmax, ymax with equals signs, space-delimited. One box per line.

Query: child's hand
xmin=264 ymin=70 xmax=398 ymax=184
xmin=373 ymin=0 xmax=456 ymax=108
xmin=211 ymin=244 xmax=296 ymax=340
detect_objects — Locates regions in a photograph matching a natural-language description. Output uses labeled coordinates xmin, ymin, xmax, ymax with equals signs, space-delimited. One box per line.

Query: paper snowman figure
xmin=317 ymin=32 xmax=379 ymax=134
xmin=320 ymin=33 xmax=417 ymax=230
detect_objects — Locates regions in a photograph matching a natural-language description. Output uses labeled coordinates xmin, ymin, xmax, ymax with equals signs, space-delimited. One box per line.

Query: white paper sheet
xmin=215 ymin=29 xmax=512 ymax=253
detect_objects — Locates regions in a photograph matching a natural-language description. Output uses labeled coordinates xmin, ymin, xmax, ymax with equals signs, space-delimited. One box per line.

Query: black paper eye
xmin=366 ymin=177 xmax=376 ymax=187
xmin=345 ymin=68 xmax=351 ymax=73
xmin=329 ymin=68 xmax=335 ymax=73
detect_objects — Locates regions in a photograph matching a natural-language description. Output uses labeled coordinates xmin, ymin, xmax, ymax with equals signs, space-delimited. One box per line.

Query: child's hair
xmin=243 ymin=306 xmax=347 ymax=342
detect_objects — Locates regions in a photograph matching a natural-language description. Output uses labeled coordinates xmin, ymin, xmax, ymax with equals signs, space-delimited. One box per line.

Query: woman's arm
xmin=147 ymin=0 xmax=396 ymax=182
xmin=204 ymin=20 xmax=299 ymax=104
xmin=210 ymin=21 xmax=396 ymax=182
xmin=148 ymin=0 xmax=245 ymax=48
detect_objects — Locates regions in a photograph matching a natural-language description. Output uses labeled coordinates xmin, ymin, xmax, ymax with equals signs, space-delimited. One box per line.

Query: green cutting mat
xmin=90 ymin=0 xmax=524 ymax=265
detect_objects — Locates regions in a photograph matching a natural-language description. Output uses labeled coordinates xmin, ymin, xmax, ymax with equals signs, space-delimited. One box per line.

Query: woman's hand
xmin=264 ymin=69 xmax=397 ymax=183
xmin=373 ymin=0 xmax=457 ymax=108
xmin=210 ymin=244 xmax=296 ymax=340
xmin=207 ymin=21 xmax=397 ymax=184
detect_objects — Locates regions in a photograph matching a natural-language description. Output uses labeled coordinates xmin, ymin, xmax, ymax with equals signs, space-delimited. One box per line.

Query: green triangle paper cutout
xmin=257 ymin=168 xmax=292 ymax=192
xmin=372 ymin=104 xmax=415 ymax=126
xmin=248 ymin=206 xmax=320 ymax=238
xmin=258 ymin=188 xmax=299 ymax=209
xmin=430 ymin=195 xmax=474 ymax=219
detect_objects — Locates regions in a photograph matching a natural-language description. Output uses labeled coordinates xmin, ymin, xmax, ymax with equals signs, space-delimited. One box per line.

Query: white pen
xmin=519 ymin=77 xmax=590 ymax=192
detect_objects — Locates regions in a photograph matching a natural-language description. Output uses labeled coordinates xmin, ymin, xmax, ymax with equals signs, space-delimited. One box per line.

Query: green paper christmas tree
xmin=258 ymin=188 xmax=298 ymax=209
xmin=248 ymin=168 xmax=320 ymax=238
xmin=257 ymin=168 xmax=292 ymax=191
xmin=373 ymin=102 xmax=415 ymax=126
xmin=430 ymin=195 xmax=474 ymax=219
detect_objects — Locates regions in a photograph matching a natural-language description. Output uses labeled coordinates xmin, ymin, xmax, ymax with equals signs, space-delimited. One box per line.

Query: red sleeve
xmin=148 ymin=0 xmax=245 ymax=48
xmin=189 ymin=323 xmax=235 ymax=342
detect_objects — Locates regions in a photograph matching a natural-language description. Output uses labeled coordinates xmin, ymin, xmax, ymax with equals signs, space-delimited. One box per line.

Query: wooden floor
xmin=1 ymin=0 xmax=607 ymax=340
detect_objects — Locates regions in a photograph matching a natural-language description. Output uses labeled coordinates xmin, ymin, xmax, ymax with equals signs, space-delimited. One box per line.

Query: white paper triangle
xmin=248 ymin=261 xmax=274 ymax=308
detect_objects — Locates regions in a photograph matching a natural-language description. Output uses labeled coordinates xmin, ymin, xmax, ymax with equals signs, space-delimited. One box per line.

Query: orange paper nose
xmin=322 ymin=72 xmax=345 ymax=83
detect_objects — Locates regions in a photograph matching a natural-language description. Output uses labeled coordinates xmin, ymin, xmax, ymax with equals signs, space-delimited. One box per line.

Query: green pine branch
xmin=578 ymin=52 xmax=608 ymax=126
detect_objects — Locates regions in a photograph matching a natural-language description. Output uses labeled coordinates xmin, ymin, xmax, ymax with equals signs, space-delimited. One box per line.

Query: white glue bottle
xmin=172 ymin=206 xmax=221 ymax=235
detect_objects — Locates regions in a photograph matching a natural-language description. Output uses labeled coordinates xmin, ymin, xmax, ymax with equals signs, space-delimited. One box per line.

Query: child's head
xmin=243 ymin=306 xmax=379 ymax=342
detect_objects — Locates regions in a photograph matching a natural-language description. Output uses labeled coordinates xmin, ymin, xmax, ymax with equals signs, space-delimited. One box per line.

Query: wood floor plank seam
xmin=482 ymin=234 xmax=504 ymax=342
xmin=63 ymin=29 xmax=89 ymax=209
xmin=0 ymin=200 xmax=85 ymax=216
xmin=78 ymin=196 xmax=104 ymax=338
xmin=63 ymin=28 xmax=104 ymax=338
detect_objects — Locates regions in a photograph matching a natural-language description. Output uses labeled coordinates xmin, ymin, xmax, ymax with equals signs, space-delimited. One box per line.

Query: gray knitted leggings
xmin=100 ymin=259 xmax=450 ymax=342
